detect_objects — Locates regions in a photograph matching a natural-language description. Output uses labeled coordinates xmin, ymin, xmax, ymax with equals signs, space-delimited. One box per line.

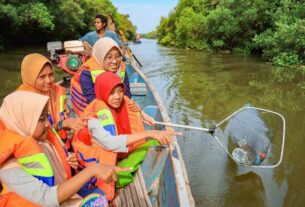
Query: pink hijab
xmin=0 ymin=91 xmax=49 ymax=136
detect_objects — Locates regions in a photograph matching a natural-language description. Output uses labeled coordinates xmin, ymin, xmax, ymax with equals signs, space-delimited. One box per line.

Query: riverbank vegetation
xmin=141 ymin=31 xmax=158 ymax=39
xmin=157 ymin=0 xmax=305 ymax=68
xmin=0 ymin=0 xmax=136 ymax=50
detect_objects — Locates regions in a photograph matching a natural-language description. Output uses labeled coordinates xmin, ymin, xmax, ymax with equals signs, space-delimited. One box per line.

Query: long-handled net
xmin=155 ymin=106 xmax=286 ymax=168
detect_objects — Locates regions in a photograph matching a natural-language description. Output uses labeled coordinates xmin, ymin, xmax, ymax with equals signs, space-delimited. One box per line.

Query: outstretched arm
xmin=0 ymin=160 xmax=129 ymax=205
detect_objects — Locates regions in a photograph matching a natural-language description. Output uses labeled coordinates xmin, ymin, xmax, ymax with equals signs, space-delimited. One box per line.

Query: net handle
xmin=154 ymin=106 xmax=286 ymax=168
xmin=154 ymin=121 xmax=210 ymax=132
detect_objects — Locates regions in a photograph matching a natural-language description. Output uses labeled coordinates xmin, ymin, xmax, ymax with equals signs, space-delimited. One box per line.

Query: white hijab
xmin=0 ymin=91 xmax=49 ymax=136
xmin=92 ymin=37 xmax=123 ymax=65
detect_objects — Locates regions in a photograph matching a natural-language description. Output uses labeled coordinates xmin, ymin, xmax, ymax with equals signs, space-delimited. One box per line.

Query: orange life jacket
xmin=48 ymin=84 xmax=67 ymax=125
xmin=72 ymin=96 xmax=145 ymax=200
xmin=70 ymin=57 xmax=126 ymax=116
xmin=0 ymin=192 xmax=40 ymax=207
xmin=16 ymin=83 xmax=67 ymax=126
xmin=0 ymin=128 xmax=71 ymax=205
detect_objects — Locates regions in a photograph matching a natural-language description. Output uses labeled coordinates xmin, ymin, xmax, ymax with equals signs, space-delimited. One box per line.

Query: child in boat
xmin=0 ymin=91 xmax=128 ymax=206
xmin=17 ymin=53 xmax=87 ymax=147
xmin=73 ymin=72 xmax=180 ymax=200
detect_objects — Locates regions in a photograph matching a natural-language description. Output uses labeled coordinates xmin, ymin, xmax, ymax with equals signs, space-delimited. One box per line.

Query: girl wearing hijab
xmin=84 ymin=72 xmax=179 ymax=151
xmin=74 ymin=72 xmax=180 ymax=200
xmin=0 ymin=91 xmax=128 ymax=207
xmin=17 ymin=53 xmax=87 ymax=148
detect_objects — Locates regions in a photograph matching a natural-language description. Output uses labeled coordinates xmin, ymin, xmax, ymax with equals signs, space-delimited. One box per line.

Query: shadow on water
xmin=130 ymin=39 xmax=305 ymax=207
xmin=224 ymin=171 xmax=266 ymax=207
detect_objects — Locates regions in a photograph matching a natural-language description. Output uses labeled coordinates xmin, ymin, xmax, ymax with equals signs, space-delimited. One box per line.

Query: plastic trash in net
xmin=155 ymin=106 xmax=286 ymax=168
xmin=214 ymin=106 xmax=285 ymax=168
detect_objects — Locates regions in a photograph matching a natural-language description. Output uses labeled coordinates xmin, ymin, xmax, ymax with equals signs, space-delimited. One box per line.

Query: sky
xmin=112 ymin=0 xmax=178 ymax=34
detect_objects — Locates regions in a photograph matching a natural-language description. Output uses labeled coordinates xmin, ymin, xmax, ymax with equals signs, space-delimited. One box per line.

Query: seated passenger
xmin=71 ymin=37 xmax=132 ymax=116
xmin=80 ymin=14 xmax=123 ymax=48
xmin=0 ymin=91 xmax=127 ymax=206
xmin=17 ymin=53 xmax=87 ymax=145
xmin=73 ymin=72 xmax=180 ymax=200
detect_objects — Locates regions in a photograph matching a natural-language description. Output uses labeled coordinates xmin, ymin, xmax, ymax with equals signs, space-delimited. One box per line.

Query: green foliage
xmin=27 ymin=3 xmax=54 ymax=30
xmin=273 ymin=52 xmax=301 ymax=67
xmin=253 ymin=1 xmax=305 ymax=66
xmin=141 ymin=31 xmax=158 ymax=39
xmin=117 ymin=14 xmax=136 ymax=40
xmin=174 ymin=7 xmax=206 ymax=49
xmin=157 ymin=0 xmax=304 ymax=67
xmin=0 ymin=0 xmax=137 ymax=48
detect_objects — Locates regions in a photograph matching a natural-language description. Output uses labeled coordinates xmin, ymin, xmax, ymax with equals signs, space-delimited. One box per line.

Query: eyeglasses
xmin=105 ymin=55 xmax=123 ymax=62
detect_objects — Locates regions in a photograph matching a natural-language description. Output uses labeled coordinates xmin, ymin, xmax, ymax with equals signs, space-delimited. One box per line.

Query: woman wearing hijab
xmin=0 ymin=91 xmax=127 ymax=206
xmin=73 ymin=72 xmax=181 ymax=200
xmin=17 ymin=53 xmax=87 ymax=145
xmin=70 ymin=37 xmax=134 ymax=116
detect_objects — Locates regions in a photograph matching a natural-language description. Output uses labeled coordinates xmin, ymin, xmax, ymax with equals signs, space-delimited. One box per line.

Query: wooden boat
xmin=132 ymin=34 xmax=142 ymax=44
xmin=48 ymin=40 xmax=195 ymax=206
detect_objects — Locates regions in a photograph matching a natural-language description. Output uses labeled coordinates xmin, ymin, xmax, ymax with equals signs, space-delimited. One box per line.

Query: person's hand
xmin=93 ymin=164 xmax=131 ymax=183
xmin=148 ymin=130 xmax=182 ymax=145
xmin=66 ymin=152 xmax=78 ymax=170
xmin=128 ymin=101 xmax=141 ymax=112
xmin=62 ymin=117 xmax=88 ymax=131
xmin=140 ymin=111 xmax=155 ymax=126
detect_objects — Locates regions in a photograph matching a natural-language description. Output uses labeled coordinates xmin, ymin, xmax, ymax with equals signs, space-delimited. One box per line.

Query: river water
xmin=1 ymin=39 xmax=305 ymax=207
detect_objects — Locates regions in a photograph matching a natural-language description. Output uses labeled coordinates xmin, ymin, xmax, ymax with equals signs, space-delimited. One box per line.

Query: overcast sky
xmin=112 ymin=0 xmax=178 ymax=33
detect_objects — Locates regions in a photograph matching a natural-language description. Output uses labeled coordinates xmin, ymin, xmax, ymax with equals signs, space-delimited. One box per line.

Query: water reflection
xmin=130 ymin=39 xmax=305 ymax=207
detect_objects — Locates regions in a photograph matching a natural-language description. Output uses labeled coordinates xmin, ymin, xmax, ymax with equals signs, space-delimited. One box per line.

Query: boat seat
xmin=129 ymin=72 xmax=147 ymax=96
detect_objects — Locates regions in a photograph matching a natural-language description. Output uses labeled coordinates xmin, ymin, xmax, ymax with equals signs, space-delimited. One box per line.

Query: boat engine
xmin=47 ymin=40 xmax=86 ymax=76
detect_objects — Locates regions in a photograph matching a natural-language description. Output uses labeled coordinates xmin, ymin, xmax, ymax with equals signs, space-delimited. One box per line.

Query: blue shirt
xmin=80 ymin=70 xmax=132 ymax=104
xmin=80 ymin=30 xmax=123 ymax=47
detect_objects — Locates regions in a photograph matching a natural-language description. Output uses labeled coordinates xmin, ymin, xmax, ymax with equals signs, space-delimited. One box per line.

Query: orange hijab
xmin=95 ymin=72 xmax=131 ymax=134
xmin=17 ymin=53 xmax=57 ymax=121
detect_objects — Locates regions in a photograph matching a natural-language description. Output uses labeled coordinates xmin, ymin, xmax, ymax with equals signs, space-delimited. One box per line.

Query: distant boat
xmin=133 ymin=39 xmax=142 ymax=44
xmin=133 ymin=34 xmax=142 ymax=44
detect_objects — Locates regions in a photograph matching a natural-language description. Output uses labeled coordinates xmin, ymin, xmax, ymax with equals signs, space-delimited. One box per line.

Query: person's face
xmin=103 ymin=47 xmax=123 ymax=73
xmin=34 ymin=64 xmax=54 ymax=93
xmin=95 ymin=18 xmax=106 ymax=31
xmin=107 ymin=85 xmax=124 ymax=108
xmin=33 ymin=105 xmax=49 ymax=141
